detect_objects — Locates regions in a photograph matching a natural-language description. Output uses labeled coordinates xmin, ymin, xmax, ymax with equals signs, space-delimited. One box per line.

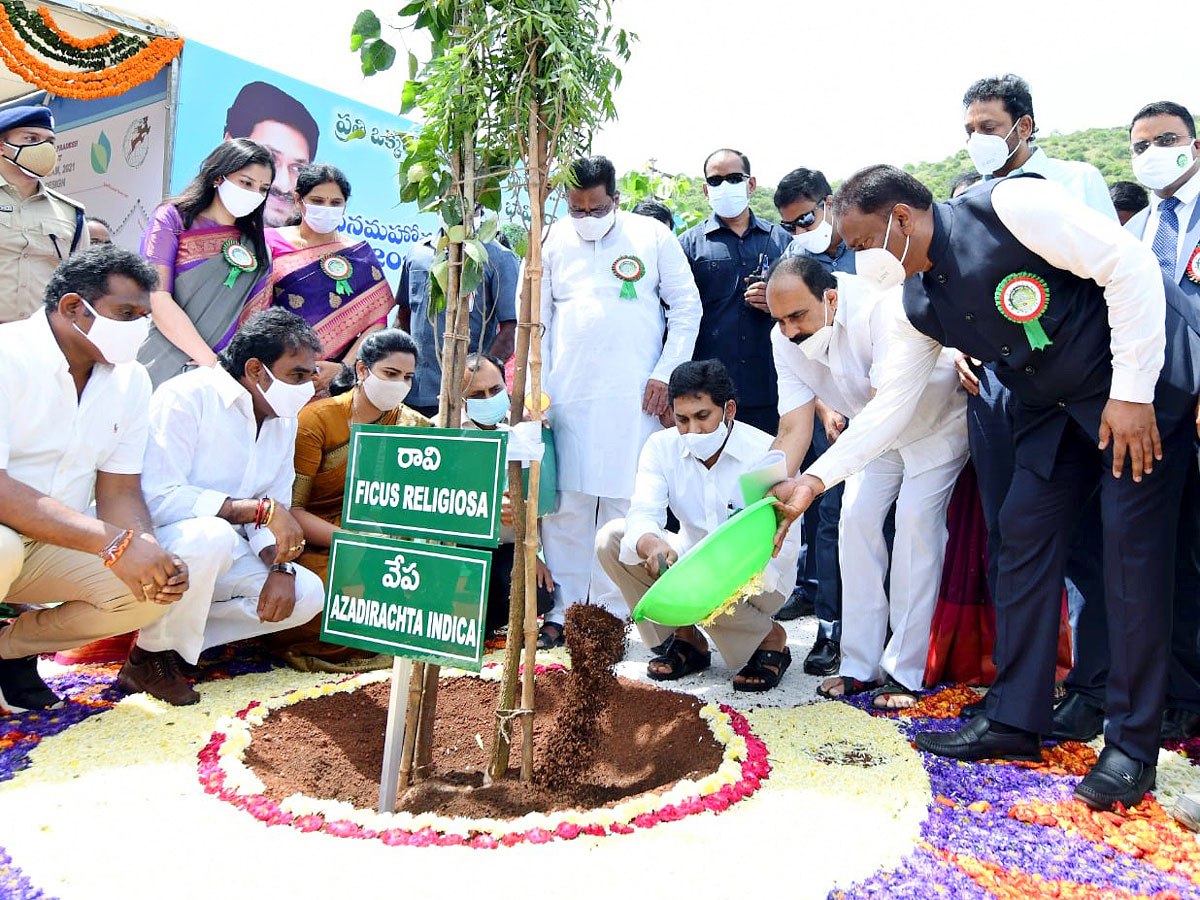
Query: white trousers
xmin=838 ymin=449 xmax=967 ymax=691
xmin=138 ymin=517 xmax=325 ymax=665
xmin=540 ymin=490 xmax=629 ymax=622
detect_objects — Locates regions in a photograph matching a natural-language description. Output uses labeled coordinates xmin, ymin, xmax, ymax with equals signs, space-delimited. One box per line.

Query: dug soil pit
xmin=244 ymin=672 xmax=724 ymax=818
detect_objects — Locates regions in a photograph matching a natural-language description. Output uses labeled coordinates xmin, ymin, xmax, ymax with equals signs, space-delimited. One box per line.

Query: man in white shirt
xmin=0 ymin=246 xmax=187 ymax=713
xmin=536 ymin=155 xmax=701 ymax=648
xmin=775 ymin=164 xmax=1200 ymax=811
xmin=596 ymin=360 xmax=798 ymax=690
xmin=767 ymin=255 xmax=968 ymax=707
xmin=132 ymin=308 xmax=325 ymax=705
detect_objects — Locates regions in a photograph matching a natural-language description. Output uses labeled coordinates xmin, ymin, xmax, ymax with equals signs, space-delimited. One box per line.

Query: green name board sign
xmin=342 ymin=425 xmax=507 ymax=547
xmin=321 ymin=532 xmax=491 ymax=671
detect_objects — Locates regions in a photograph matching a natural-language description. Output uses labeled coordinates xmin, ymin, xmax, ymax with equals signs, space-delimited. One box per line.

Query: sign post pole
xmin=378 ymin=655 xmax=413 ymax=814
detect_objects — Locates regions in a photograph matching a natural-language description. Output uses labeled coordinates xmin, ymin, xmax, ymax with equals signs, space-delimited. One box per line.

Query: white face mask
xmin=257 ymin=363 xmax=315 ymax=418
xmin=72 ymin=297 xmax=150 ymax=364
xmin=302 ymin=202 xmax=345 ymax=234
xmin=708 ymin=179 xmax=750 ymax=219
xmin=680 ymin=409 xmax=732 ymax=460
xmin=217 ymin=178 xmax=266 ymax=219
xmin=360 ymin=370 xmax=411 ymax=410
xmin=966 ymin=120 xmax=1020 ymax=176
xmin=571 ymin=208 xmax=616 ymax=242
xmin=798 ymin=294 xmax=835 ymax=360
xmin=1132 ymin=143 xmax=1197 ymax=192
xmin=855 ymin=210 xmax=909 ymax=293
xmin=789 ymin=204 xmax=834 ymax=254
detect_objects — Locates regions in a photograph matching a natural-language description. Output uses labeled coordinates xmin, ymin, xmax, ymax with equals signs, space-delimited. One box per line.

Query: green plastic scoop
xmin=632 ymin=497 xmax=778 ymax=627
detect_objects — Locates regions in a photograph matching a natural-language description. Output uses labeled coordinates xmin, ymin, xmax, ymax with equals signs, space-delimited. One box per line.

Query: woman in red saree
xmin=237 ymin=163 xmax=394 ymax=394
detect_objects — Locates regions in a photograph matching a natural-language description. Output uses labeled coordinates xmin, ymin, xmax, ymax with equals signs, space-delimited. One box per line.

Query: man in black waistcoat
xmin=771 ymin=164 xmax=1200 ymax=810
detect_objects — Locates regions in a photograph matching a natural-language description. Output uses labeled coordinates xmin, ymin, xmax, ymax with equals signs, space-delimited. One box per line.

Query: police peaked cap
xmin=0 ymin=105 xmax=54 ymax=134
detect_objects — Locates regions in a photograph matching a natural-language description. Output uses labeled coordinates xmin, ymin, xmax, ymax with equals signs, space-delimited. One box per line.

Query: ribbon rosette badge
xmin=321 ymin=254 xmax=355 ymax=296
xmin=995 ymin=272 xmax=1052 ymax=351
xmin=611 ymin=255 xmax=645 ymax=300
xmin=1186 ymin=245 xmax=1200 ymax=286
xmin=221 ymin=241 xmax=257 ymax=289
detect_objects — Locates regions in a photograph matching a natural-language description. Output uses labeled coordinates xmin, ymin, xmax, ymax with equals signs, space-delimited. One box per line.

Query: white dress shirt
xmin=619 ymin=419 xmax=801 ymax=594
xmin=998 ymin=147 xmax=1118 ymax=220
xmin=0 ymin=310 xmax=150 ymax=512
xmin=1141 ymin=165 xmax=1200 ymax=262
xmin=537 ymin=210 xmax=702 ymax=498
xmin=141 ymin=365 xmax=297 ymax=557
xmin=773 ymin=274 xmax=967 ymax=477
xmin=808 ymin=177 xmax=1167 ymax=490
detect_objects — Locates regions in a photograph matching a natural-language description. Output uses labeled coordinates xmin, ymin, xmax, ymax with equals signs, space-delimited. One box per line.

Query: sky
xmin=126 ymin=0 xmax=1197 ymax=186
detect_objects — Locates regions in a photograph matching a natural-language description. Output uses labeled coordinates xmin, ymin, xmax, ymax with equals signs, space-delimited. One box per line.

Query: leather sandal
xmin=733 ymin=646 xmax=792 ymax=693
xmin=647 ymin=636 xmax=711 ymax=681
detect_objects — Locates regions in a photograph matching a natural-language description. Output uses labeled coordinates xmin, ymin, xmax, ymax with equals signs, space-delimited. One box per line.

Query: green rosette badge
xmin=995 ymin=272 xmax=1052 ymax=351
xmin=221 ymin=240 xmax=257 ymax=289
xmin=321 ymin=254 xmax=354 ymax=296
xmin=1186 ymin=245 xmax=1200 ymax=286
xmin=611 ymin=254 xmax=645 ymax=300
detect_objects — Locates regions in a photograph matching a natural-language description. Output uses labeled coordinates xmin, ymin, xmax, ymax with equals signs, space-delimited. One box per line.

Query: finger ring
xmin=142 ymin=583 xmax=155 ymax=593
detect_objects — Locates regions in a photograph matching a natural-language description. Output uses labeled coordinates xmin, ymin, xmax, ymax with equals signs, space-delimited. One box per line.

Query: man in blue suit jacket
xmin=1124 ymin=101 xmax=1200 ymax=741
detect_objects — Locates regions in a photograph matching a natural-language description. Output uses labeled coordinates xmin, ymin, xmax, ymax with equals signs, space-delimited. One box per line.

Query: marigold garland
xmin=0 ymin=2 xmax=182 ymax=100
xmin=36 ymin=6 xmax=116 ymax=49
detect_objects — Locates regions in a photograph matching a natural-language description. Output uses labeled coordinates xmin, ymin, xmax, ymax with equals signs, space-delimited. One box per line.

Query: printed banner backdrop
xmin=11 ymin=67 xmax=173 ymax=252
xmin=171 ymin=42 xmax=437 ymax=288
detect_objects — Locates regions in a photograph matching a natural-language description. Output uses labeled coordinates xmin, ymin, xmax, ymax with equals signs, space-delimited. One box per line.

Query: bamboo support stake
xmin=519 ymin=99 xmax=546 ymax=783
xmin=396 ymin=660 xmax=424 ymax=786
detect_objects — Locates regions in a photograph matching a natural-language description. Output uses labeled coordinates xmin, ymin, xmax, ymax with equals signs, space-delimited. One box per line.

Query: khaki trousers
xmin=0 ymin=524 xmax=166 ymax=658
xmin=595 ymin=518 xmax=785 ymax=672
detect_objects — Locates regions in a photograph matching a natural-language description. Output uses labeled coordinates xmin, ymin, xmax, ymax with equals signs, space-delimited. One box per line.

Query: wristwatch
xmin=269 ymin=562 xmax=297 ymax=577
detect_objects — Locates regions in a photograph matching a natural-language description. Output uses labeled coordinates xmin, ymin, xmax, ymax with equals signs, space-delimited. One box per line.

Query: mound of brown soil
xmin=243 ymin=672 xmax=723 ymax=819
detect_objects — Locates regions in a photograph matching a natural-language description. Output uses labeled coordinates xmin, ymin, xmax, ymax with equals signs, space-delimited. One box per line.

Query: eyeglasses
xmin=567 ymin=201 xmax=615 ymax=219
xmin=705 ymin=172 xmax=751 ymax=187
xmin=1131 ymin=133 xmax=1188 ymax=156
xmin=779 ymin=202 xmax=823 ymax=234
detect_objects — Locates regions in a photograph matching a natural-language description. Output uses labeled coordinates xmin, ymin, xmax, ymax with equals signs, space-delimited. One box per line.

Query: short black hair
xmin=1109 ymin=180 xmax=1149 ymax=215
xmin=766 ymin=253 xmax=838 ymax=298
xmin=295 ymin=162 xmax=351 ymax=201
xmin=631 ymin=199 xmax=674 ymax=231
xmin=774 ymin=168 xmax=832 ymax=208
xmin=948 ymin=171 xmax=983 ymax=198
xmin=225 ymin=81 xmax=319 ymax=157
xmin=85 ymin=216 xmax=111 ymax=230
xmin=568 ymin=155 xmax=617 ymax=196
xmin=833 ymin=164 xmax=933 ymax=219
xmin=44 ymin=244 xmax=158 ymax=312
xmin=464 ymin=350 xmax=506 ymax=376
xmin=329 ymin=327 xmax=418 ymax=396
xmin=703 ymin=148 xmax=751 ymax=177
xmin=963 ymin=73 xmax=1037 ymax=138
xmin=218 ymin=308 xmax=321 ymax=379
xmin=669 ymin=359 xmax=737 ymax=407
xmin=1129 ymin=101 xmax=1196 ymax=140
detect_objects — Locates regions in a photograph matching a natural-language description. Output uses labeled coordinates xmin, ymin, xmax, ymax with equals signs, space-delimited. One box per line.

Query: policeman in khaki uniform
xmin=0 ymin=105 xmax=88 ymax=324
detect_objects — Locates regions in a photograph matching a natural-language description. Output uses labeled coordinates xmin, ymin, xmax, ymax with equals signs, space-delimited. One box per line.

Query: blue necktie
xmin=1151 ymin=196 xmax=1181 ymax=276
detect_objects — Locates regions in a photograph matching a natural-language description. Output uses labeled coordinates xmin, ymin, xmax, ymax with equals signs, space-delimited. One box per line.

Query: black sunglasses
xmin=1131 ymin=132 xmax=1188 ymax=157
xmin=779 ymin=202 xmax=823 ymax=233
xmin=705 ymin=172 xmax=751 ymax=187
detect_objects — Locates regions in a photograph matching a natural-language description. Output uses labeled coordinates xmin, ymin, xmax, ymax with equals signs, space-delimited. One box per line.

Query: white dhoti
xmin=541 ymin=491 xmax=629 ymax=622
xmin=838 ymin=448 xmax=968 ymax=691
xmin=139 ymin=517 xmax=326 ymax=664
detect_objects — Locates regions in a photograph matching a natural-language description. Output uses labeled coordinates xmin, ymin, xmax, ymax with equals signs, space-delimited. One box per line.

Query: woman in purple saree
xmin=237 ymin=164 xmax=394 ymax=393
xmin=137 ymin=139 xmax=274 ymax=387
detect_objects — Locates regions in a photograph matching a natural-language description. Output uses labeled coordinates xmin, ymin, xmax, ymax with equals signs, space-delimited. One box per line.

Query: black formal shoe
xmin=773 ymin=588 xmax=815 ymax=622
xmin=802 ymin=636 xmax=840 ymax=676
xmin=0 ymin=655 xmax=63 ymax=713
xmin=913 ymin=715 xmax=1042 ymax=761
xmin=1074 ymin=746 xmax=1156 ymax=810
xmin=1050 ymin=693 xmax=1105 ymax=742
xmin=960 ymin=698 xmax=986 ymax=720
xmin=1161 ymin=707 xmax=1200 ymax=741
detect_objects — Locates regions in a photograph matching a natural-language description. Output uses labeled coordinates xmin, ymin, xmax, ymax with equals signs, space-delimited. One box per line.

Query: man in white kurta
xmin=765 ymin=255 xmax=968 ymax=700
xmin=537 ymin=156 xmax=701 ymax=637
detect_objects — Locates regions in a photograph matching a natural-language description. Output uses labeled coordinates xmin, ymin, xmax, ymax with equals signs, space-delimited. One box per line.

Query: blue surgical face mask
xmin=466 ymin=388 xmax=510 ymax=426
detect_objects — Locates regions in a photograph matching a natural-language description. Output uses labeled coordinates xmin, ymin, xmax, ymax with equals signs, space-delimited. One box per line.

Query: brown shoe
xmin=117 ymin=647 xmax=199 ymax=706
